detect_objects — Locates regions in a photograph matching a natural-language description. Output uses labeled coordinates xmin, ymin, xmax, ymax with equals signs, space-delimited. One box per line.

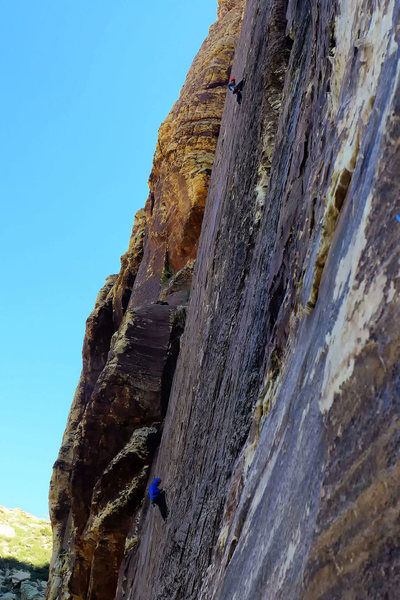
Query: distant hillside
xmin=0 ymin=505 xmax=51 ymax=580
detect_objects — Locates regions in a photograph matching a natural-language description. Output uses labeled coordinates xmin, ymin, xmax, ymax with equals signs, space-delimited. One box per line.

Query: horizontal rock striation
xmin=45 ymin=2 xmax=244 ymax=600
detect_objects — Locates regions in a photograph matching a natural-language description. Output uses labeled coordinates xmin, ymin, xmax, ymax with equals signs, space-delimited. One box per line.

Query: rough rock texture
xmin=47 ymin=0 xmax=400 ymax=599
xmin=127 ymin=0 xmax=245 ymax=308
xmin=45 ymin=2 xmax=244 ymax=600
xmin=115 ymin=0 xmax=400 ymax=599
xmin=0 ymin=574 xmax=47 ymax=600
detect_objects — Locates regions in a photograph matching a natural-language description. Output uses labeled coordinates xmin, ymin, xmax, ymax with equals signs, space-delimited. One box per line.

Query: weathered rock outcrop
xmin=45 ymin=2 xmax=244 ymax=600
xmin=122 ymin=0 xmax=245 ymax=308
xmin=115 ymin=0 xmax=400 ymax=599
xmin=47 ymin=0 xmax=400 ymax=598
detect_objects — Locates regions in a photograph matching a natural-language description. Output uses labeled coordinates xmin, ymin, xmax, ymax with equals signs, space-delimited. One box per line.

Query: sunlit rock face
xmin=47 ymin=0 xmax=399 ymax=599
xmin=115 ymin=0 xmax=400 ymax=599
xmin=129 ymin=0 xmax=245 ymax=307
xmin=45 ymin=2 xmax=244 ymax=600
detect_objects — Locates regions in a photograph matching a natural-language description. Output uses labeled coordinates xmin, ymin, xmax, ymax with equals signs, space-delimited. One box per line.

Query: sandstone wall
xmin=47 ymin=0 xmax=400 ymax=599
xmin=117 ymin=0 xmax=400 ymax=598
xmin=45 ymin=2 xmax=245 ymax=600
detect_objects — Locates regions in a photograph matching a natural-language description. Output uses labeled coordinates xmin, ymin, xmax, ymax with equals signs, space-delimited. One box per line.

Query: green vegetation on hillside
xmin=0 ymin=506 xmax=52 ymax=580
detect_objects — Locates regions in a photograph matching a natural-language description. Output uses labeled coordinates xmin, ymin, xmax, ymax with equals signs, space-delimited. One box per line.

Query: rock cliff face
xmin=45 ymin=2 xmax=244 ymax=600
xmin=47 ymin=0 xmax=400 ymax=599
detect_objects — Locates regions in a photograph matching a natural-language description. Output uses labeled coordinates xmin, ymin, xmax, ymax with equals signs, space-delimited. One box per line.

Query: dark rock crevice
xmin=160 ymin=307 xmax=187 ymax=418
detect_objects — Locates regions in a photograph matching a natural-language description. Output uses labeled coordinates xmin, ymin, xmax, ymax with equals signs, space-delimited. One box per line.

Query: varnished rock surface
xmin=46 ymin=291 xmax=186 ymax=600
xmin=129 ymin=0 xmax=245 ymax=307
xmin=47 ymin=0 xmax=399 ymax=598
xmin=45 ymin=2 xmax=244 ymax=599
xmin=117 ymin=0 xmax=400 ymax=599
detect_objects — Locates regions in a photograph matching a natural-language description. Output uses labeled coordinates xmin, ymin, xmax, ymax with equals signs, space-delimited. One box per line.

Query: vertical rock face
xmin=114 ymin=0 xmax=400 ymax=599
xmin=127 ymin=0 xmax=245 ymax=308
xmin=45 ymin=3 xmax=244 ymax=600
xmin=47 ymin=0 xmax=400 ymax=599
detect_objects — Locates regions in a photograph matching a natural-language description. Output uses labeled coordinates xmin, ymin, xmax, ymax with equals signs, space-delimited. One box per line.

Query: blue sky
xmin=0 ymin=1 xmax=218 ymax=520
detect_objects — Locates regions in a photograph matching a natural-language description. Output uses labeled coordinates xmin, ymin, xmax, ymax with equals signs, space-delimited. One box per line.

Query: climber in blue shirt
xmin=149 ymin=478 xmax=168 ymax=521
xmin=149 ymin=478 xmax=161 ymax=501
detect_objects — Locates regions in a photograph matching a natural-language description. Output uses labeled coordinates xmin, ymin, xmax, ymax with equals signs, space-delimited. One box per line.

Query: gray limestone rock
xmin=20 ymin=582 xmax=43 ymax=600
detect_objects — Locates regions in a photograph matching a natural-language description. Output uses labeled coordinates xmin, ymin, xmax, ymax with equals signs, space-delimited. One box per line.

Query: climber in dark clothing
xmin=228 ymin=77 xmax=245 ymax=104
xmin=149 ymin=478 xmax=169 ymax=521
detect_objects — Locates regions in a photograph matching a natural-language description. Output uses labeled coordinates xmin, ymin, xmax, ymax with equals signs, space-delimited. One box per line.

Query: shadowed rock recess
xmin=46 ymin=0 xmax=400 ymax=598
